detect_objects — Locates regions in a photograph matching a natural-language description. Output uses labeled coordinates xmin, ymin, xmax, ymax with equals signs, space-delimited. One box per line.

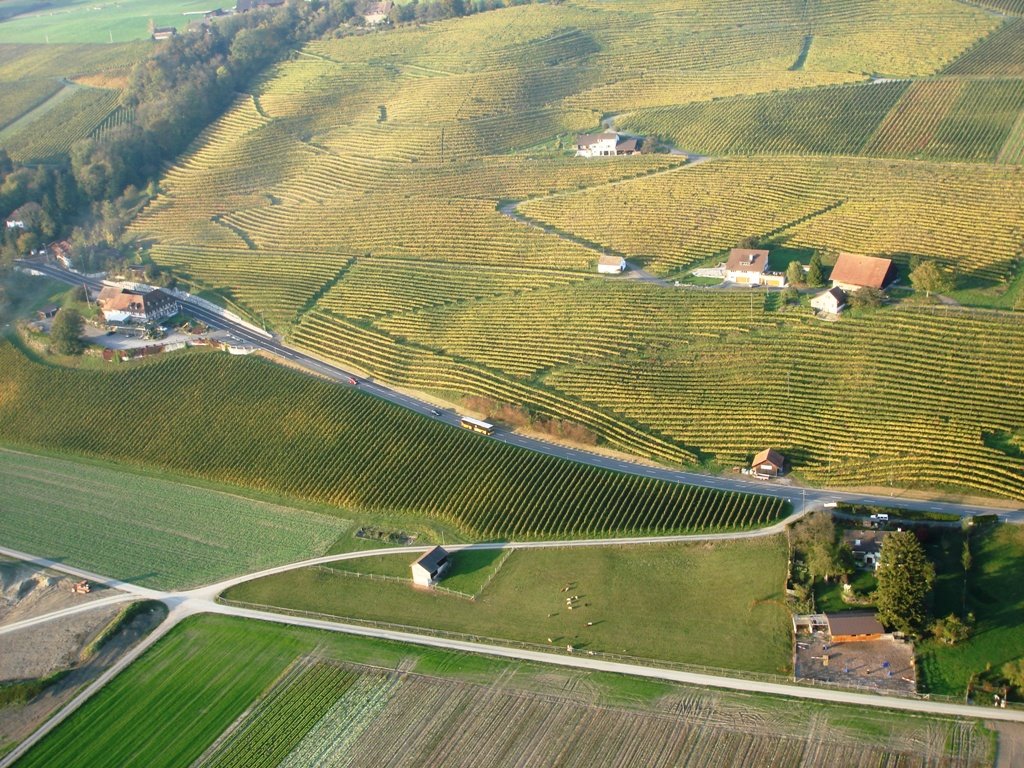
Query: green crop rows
xmin=0 ymin=447 xmax=351 ymax=589
xmin=0 ymin=341 xmax=785 ymax=538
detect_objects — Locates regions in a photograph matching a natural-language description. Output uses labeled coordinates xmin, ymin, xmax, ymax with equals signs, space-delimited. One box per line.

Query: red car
xmin=347 ymin=377 xmax=358 ymax=386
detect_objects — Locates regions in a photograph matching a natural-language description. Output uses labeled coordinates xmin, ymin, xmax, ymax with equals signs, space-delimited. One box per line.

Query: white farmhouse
xmin=597 ymin=254 xmax=626 ymax=274
xmin=96 ymin=285 xmax=179 ymax=324
xmin=411 ymin=546 xmax=450 ymax=587
xmin=723 ymin=249 xmax=786 ymax=287
xmin=575 ymin=132 xmax=642 ymax=158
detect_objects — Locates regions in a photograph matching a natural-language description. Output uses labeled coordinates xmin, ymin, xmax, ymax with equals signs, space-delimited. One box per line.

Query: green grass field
xmin=0 ymin=339 xmax=786 ymax=540
xmin=0 ymin=447 xmax=351 ymax=588
xmin=0 ymin=0 xmax=210 ymax=44
xmin=917 ymin=524 xmax=1024 ymax=696
xmin=226 ymin=537 xmax=794 ymax=674
xmin=13 ymin=613 xmax=994 ymax=768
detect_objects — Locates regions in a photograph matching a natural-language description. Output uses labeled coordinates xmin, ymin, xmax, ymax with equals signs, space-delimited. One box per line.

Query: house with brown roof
xmin=5 ymin=202 xmax=43 ymax=230
xmin=151 ymin=26 xmax=177 ymax=40
xmin=411 ymin=546 xmax=450 ymax=587
xmin=842 ymin=529 xmax=887 ymax=570
xmin=751 ymin=448 xmax=785 ymax=478
xmin=825 ymin=611 xmax=885 ymax=642
xmin=829 ymin=253 xmax=896 ymax=293
xmin=97 ymin=286 xmax=178 ymax=324
xmin=575 ymin=132 xmax=643 ymax=158
xmin=724 ymin=249 xmax=787 ymax=287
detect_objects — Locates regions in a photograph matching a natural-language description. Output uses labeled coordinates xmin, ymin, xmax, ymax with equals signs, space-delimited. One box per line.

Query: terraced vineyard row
xmin=620 ymin=81 xmax=909 ymax=157
xmin=292 ymin=308 xmax=695 ymax=466
xmin=623 ymin=78 xmax=1024 ymax=162
xmin=377 ymin=283 xmax=771 ymax=378
xmin=2 ymin=85 xmax=120 ymax=162
xmin=521 ymin=156 xmax=1024 ymax=279
xmin=944 ymin=18 xmax=1024 ymax=76
xmin=543 ymin=304 xmax=1024 ymax=499
xmin=319 ymin=257 xmax=588 ymax=319
xmin=865 ymin=78 xmax=1024 ymax=161
xmin=0 ymin=341 xmax=782 ymax=537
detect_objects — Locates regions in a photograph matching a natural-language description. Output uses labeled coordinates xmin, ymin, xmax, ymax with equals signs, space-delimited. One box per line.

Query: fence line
xmin=216 ymin=597 xmax=1013 ymax=708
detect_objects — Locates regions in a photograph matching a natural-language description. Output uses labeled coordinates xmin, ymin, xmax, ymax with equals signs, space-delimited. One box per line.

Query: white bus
xmin=459 ymin=416 xmax=495 ymax=436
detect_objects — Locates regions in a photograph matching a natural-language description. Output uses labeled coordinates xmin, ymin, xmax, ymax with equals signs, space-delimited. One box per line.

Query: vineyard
xmin=0 ymin=341 xmax=785 ymax=538
xmin=0 ymin=447 xmax=351 ymax=589
xmin=15 ymin=615 xmax=992 ymax=768
xmin=520 ymin=156 xmax=1024 ymax=280
xmin=2 ymin=85 xmax=121 ymax=162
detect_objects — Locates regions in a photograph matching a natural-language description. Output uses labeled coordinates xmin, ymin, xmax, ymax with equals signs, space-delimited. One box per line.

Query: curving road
xmin=15 ymin=261 xmax=1023 ymax=525
xmin=4 ymin=523 xmax=1024 ymax=767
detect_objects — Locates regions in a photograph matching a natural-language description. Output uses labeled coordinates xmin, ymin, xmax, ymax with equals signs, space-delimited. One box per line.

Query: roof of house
xmin=365 ymin=0 xmax=393 ymax=14
xmin=98 ymin=287 xmax=175 ymax=315
xmin=7 ymin=201 xmax=43 ymax=221
xmin=38 ymin=304 xmax=59 ymax=315
xmin=752 ymin=448 xmax=784 ymax=468
xmin=617 ymin=137 xmax=639 ymax=153
xmin=842 ymin=529 xmax=885 ymax=553
xmin=413 ymin=546 xmax=449 ymax=573
xmin=726 ymin=248 xmax=770 ymax=273
xmin=576 ymin=132 xmax=618 ymax=147
xmin=598 ymin=254 xmax=624 ymax=266
xmin=829 ymin=253 xmax=893 ymax=290
xmin=826 ymin=611 xmax=885 ymax=636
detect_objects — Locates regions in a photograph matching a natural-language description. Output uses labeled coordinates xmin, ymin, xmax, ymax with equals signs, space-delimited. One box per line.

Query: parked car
xmin=347 ymin=377 xmax=358 ymax=385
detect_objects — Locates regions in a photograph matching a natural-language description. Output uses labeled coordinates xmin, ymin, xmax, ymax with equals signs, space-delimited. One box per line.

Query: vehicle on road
xmin=430 ymin=409 xmax=441 ymax=417
xmin=460 ymin=416 xmax=495 ymax=435
xmin=347 ymin=377 xmax=358 ymax=386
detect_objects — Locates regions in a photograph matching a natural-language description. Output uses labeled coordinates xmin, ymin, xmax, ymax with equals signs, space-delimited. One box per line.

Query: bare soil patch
xmin=0 ymin=558 xmax=109 ymax=626
xmin=795 ymin=631 xmax=916 ymax=695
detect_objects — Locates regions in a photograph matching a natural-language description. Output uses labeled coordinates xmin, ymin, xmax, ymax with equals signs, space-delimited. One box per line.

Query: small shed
xmin=597 ymin=254 xmax=626 ymax=274
xmin=751 ymin=448 xmax=785 ymax=477
xmin=811 ymin=286 xmax=847 ymax=315
xmin=411 ymin=546 xmax=450 ymax=587
xmin=36 ymin=304 xmax=59 ymax=320
xmin=825 ymin=611 xmax=885 ymax=643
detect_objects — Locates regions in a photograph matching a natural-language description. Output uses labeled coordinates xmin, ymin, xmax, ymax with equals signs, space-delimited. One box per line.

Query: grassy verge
xmin=80 ymin=601 xmax=167 ymax=662
xmin=917 ymin=524 xmax=1024 ymax=697
xmin=226 ymin=537 xmax=794 ymax=674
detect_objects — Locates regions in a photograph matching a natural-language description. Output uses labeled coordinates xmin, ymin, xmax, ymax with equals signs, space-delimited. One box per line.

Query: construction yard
xmin=795 ymin=631 xmax=916 ymax=696
xmin=0 ymin=558 xmax=164 ymax=752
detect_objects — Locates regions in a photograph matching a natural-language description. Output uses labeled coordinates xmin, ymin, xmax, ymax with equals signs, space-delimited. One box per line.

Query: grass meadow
xmin=226 ymin=537 xmax=794 ymax=674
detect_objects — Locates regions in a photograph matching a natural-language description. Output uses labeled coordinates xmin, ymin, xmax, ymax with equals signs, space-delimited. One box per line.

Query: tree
xmin=785 ymin=260 xmax=804 ymax=286
xmin=805 ymin=253 xmax=824 ymax=288
xmin=932 ymin=613 xmax=972 ymax=645
xmin=782 ymin=285 xmax=799 ymax=305
xmin=1003 ymin=659 xmax=1024 ymax=693
xmin=910 ymin=260 xmax=954 ymax=298
xmin=849 ymin=287 xmax=885 ymax=309
xmin=49 ymin=308 xmax=85 ymax=356
xmin=875 ymin=531 xmax=935 ymax=636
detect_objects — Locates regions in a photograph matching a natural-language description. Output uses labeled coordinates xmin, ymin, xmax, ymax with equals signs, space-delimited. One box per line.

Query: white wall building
xmin=411 ymin=546 xmax=451 ymax=587
xmin=597 ymin=254 xmax=626 ymax=274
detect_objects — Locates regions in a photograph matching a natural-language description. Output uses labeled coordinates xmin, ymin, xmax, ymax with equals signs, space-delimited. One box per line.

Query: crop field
xmin=0 ymin=76 xmax=61 ymax=130
xmin=0 ymin=447 xmax=351 ymax=589
xmin=0 ymin=340 xmax=785 ymax=538
xmin=227 ymin=538 xmax=794 ymax=673
xmin=15 ymin=615 xmax=993 ymax=768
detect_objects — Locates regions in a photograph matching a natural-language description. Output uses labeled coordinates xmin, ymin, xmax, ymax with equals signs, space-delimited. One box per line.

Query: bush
xmin=49 ymin=308 xmax=84 ymax=356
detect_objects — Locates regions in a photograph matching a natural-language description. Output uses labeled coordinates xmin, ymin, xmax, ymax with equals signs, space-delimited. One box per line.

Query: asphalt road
xmin=3 ymin=527 xmax=1024 ymax=768
xmin=17 ymin=261 xmax=1022 ymax=524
